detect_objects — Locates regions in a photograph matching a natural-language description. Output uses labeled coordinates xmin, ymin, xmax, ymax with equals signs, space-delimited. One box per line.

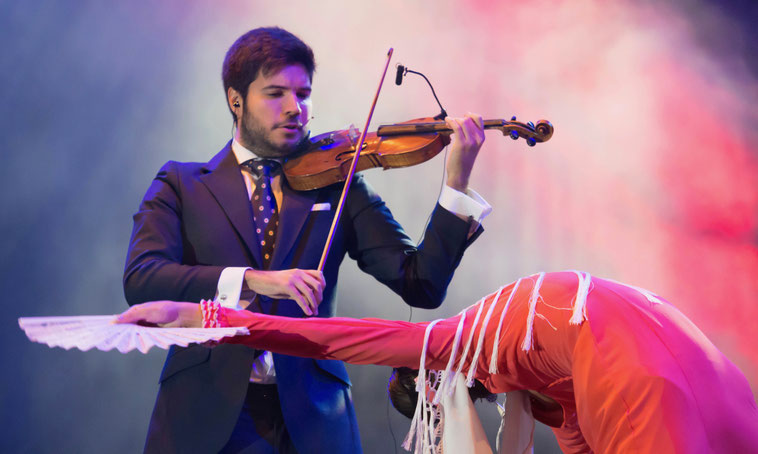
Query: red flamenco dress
xmin=212 ymin=271 xmax=758 ymax=453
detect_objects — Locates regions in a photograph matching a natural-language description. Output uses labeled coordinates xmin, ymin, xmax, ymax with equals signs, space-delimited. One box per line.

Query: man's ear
xmin=227 ymin=87 xmax=243 ymax=121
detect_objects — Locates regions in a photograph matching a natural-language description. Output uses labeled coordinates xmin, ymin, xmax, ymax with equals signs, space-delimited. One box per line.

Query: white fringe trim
xmin=450 ymin=297 xmax=486 ymax=390
xmin=569 ymin=270 xmax=592 ymax=325
xmin=520 ymin=272 xmax=545 ymax=352
xmin=434 ymin=311 xmax=468 ymax=405
xmin=403 ymin=319 xmax=444 ymax=453
xmin=489 ymin=279 xmax=522 ymax=374
xmin=466 ymin=287 xmax=504 ymax=386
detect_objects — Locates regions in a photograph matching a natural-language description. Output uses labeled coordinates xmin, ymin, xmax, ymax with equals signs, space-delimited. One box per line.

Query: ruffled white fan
xmin=18 ymin=315 xmax=249 ymax=354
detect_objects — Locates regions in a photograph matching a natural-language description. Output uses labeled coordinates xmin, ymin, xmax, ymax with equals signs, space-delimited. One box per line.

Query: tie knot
xmin=242 ymin=159 xmax=281 ymax=178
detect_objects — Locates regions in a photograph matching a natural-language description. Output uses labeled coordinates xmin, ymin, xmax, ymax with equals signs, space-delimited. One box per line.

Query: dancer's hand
xmin=116 ymin=301 xmax=201 ymax=327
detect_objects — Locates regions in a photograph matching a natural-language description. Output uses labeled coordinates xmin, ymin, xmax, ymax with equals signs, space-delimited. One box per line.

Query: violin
xmin=283 ymin=116 xmax=554 ymax=191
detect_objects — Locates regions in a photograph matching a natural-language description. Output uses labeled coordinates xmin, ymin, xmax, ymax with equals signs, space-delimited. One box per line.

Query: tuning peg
xmin=510 ymin=116 xmax=517 ymax=121
xmin=526 ymin=137 xmax=536 ymax=147
xmin=527 ymin=121 xmax=535 ymax=129
xmin=510 ymin=130 xmax=519 ymax=140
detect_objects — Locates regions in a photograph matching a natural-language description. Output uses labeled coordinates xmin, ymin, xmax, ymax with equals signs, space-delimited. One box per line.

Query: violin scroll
xmin=376 ymin=117 xmax=554 ymax=147
xmin=496 ymin=117 xmax=554 ymax=147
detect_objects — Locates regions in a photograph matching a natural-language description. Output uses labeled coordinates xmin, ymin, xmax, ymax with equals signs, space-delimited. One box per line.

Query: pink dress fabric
xmin=219 ymin=271 xmax=758 ymax=453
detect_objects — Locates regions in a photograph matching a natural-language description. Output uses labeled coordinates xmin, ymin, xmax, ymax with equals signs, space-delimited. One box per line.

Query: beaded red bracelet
xmin=200 ymin=299 xmax=221 ymax=328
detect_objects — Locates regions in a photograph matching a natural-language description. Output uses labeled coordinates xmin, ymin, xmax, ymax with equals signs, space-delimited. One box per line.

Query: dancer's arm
xmin=227 ymin=308 xmax=478 ymax=371
xmin=117 ymin=301 xmax=469 ymax=371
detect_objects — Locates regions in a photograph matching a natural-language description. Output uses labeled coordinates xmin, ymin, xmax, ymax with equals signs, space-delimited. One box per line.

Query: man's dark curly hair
xmin=222 ymin=27 xmax=315 ymax=123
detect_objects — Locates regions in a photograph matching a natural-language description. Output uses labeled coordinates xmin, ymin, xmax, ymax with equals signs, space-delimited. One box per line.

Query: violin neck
xmin=377 ymin=119 xmax=507 ymax=137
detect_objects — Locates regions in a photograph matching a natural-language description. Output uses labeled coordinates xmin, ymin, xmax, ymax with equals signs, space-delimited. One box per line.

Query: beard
xmin=238 ymin=109 xmax=310 ymax=159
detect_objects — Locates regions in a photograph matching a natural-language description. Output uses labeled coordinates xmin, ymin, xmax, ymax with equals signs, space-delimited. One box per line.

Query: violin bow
xmin=317 ymin=48 xmax=394 ymax=271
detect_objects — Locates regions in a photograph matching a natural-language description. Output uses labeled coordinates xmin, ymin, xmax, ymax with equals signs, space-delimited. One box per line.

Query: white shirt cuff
xmin=216 ymin=267 xmax=251 ymax=309
xmin=438 ymin=185 xmax=493 ymax=223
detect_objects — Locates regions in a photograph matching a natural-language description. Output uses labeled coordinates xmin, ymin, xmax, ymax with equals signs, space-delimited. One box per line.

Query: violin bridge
xmin=347 ymin=124 xmax=360 ymax=145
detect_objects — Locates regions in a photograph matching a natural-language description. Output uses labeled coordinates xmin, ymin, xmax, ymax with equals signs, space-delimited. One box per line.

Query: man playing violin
xmin=124 ymin=26 xmax=490 ymax=454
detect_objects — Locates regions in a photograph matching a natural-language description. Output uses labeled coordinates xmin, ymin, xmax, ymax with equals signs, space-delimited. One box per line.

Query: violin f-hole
xmin=334 ymin=143 xmax=368 ymax=161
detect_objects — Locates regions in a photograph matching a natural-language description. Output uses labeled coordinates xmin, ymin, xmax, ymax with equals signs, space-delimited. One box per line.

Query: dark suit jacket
xmin=124 ymin=142 xmax=482 ymax=453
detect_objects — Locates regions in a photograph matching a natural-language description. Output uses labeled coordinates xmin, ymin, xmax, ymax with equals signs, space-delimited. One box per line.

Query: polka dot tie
xmin=242 ymin=159 xmax=280 ymax=269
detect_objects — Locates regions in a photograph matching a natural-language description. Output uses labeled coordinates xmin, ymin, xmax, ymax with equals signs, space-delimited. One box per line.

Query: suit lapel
xmin=199 ymin=143 xmax=262 ymax=268
xmin=270 ymin=180 xmax=319 ymax=270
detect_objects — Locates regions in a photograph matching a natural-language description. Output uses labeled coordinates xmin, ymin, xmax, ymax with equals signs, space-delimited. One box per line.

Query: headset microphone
xmin=395 ymin=64 xmax=405 ymax=86
xmin=394 ymin=64 xmax=447 ymax=120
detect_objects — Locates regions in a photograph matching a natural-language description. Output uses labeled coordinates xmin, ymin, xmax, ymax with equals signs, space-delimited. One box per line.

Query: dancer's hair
xmin=388 ymin=367 xmax=494 ymax=419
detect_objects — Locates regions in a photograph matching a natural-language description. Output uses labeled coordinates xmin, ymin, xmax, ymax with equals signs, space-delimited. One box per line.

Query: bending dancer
xmin=118 ymin=271 xmax=758 ymax=453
